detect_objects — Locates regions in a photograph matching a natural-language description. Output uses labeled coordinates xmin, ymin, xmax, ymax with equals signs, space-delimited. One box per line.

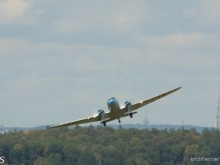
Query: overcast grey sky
xmin=0 ymin=0 xmax=219 ymax=127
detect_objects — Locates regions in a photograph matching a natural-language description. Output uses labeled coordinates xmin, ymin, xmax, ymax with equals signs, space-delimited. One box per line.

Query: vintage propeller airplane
xmin=49 ymin=87 xmax=181 ymax=128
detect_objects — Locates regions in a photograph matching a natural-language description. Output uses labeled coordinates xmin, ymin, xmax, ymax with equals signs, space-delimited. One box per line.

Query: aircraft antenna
xmin=217 ymin=94 xmax=220 ymax=129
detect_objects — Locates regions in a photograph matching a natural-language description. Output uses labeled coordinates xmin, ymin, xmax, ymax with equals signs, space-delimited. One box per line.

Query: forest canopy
xmin=0 ymin=126 xmax=219 ymax=165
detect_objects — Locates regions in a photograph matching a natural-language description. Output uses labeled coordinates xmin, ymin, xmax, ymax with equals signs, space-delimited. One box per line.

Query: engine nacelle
xmin=124 ymin=101 xmax=133 ymax=118
xmin=124 ymin=101 xmax=132 ymax=110
xmin=97 ymin=109 xmax=105 ymax=118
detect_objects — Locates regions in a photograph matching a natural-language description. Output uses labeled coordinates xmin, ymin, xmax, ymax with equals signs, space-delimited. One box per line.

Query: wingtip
xmin=47 ymin=124 xmax=59 ymax=129
xmin=172 ymin=86 xmax=182 ymax=92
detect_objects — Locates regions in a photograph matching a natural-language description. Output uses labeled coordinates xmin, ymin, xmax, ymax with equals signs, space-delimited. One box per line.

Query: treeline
xmin=0 ymin=125 xmax=220 ymax=165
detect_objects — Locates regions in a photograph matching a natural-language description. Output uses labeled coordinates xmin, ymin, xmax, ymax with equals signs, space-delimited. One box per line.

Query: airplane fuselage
xmin=107 ymin=97 xmax=120 ymax=112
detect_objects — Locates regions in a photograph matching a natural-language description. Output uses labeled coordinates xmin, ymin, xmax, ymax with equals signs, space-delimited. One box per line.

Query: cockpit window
xmin=108 ymin=97 xmax=115 ymax=100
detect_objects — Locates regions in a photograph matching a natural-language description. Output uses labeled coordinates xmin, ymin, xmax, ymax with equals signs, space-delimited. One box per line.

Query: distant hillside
xmin=1 ymin=124 xmax=212 ymax=134
xmin=108 ymin=124 xmax=211 ymax=133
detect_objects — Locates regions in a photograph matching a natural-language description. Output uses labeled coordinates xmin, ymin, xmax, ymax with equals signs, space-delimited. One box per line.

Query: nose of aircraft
xmin=109 ymin=99 xmax=114 ymax=104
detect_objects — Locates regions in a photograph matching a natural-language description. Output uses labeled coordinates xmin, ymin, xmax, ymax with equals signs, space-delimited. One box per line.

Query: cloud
xmin=134 ymin=32 xmax=220 ymax=49
xmin=0 ymin=0 xmax=34 ymax=25
xmin=0 ymin=37 xmax=219 ymax=126
xmin=0 ymin=1 xmax=220 ymax=127
xmin=0 ymin=38 xmax=11 ymax=54
xmin=184 ymin=0 xmax=220 ymax=27
xmin=54 ymin=0 xmax=160 ymax=35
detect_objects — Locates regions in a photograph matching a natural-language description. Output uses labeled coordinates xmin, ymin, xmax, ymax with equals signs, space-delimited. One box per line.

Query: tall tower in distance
xmin=143 ymin=96 xmax=150 ymax=125
xmin=217 ymin=95 xmax=220 ymax=129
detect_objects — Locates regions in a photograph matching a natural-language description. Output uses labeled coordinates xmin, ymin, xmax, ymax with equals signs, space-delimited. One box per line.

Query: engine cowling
xmin=97 ymin=109 xmax=105 ymax=118
xmin=98 ymin=109 xmax=107 ymax=126
xmin=124 ymin=101 xmax=132 ymax=110
xmin=124 ymin=101 xmax=133 ymax=118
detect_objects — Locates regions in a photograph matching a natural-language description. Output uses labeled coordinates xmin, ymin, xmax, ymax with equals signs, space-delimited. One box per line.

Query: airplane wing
xmin=49 ymin=112 xmax=109 ymax=128
xmin=121 ymin=87 xmax=181 ymax=113
xmin=49 ymin=116 xmax=100 ymax=129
